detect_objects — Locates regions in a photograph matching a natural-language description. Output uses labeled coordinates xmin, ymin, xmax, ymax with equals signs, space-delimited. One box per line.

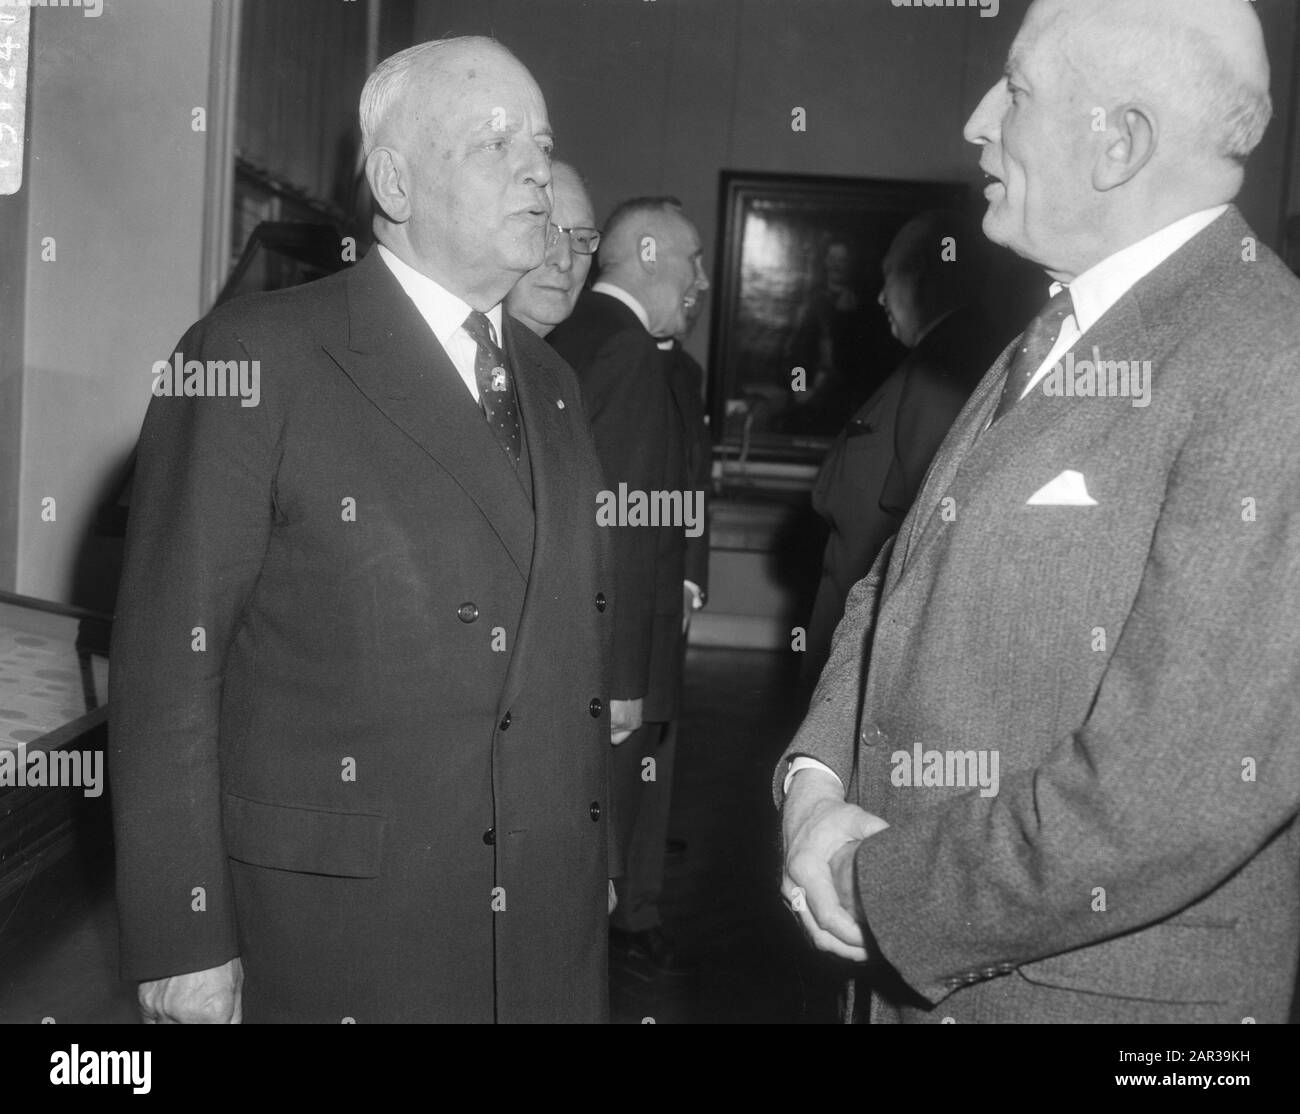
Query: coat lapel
xmin=889 ymin=207 xmax=1247 ymax=595
xmin=323 ymin=252 xmax=536 ymax=581
xmin=891 ymin=339 xmax=1015 ymax=578
xmin=497 ymin=317 xmax=588 ymax=712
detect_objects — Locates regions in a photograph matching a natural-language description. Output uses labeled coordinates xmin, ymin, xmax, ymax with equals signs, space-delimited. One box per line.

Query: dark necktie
xmin=990 ymin=287 xmax=1075 ymax=423
xmin=462 ymin=310 xmax=521 ymax=463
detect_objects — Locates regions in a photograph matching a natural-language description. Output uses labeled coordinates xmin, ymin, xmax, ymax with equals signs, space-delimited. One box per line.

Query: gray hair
xmin=359 ymin=37 xmax=508 ymax=158
xmin=1075 ymin=4 xmax=1273 ymax=166
xmin=1178 ymin=25 xmax=1272 ymax=162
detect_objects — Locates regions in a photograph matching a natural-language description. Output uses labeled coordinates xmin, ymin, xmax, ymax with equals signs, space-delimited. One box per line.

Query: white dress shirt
xmin=591 ymin=280 xmax=652 ymax=333
xmin=1016 ymin=205 xmax=1229 ymax=404
xmin=785 ymin=204 xmax=1230 ymax=797
xmin=377 ymin=243 xmax=506 ymax=403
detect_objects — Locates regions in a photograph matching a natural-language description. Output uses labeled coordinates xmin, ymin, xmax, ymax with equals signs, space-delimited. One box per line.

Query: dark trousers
xmin=610 ymin=719 xmax=676 ymax=933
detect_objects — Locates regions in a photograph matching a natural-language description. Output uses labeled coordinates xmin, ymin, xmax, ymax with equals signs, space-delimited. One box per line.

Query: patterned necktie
xmin=990 ymin=287 xmax=1075 ymax=423
xmin=462 ymin=310 xmax=521 ymax=463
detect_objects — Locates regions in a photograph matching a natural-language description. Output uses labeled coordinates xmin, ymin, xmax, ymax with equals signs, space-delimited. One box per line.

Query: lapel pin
xmin=557 ymin=399 xmax=566 ymax=410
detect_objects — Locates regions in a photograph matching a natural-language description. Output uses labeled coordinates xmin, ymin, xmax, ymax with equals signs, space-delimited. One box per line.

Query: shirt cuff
xmin=683 ymin=580 xmax=705 ymax=611
xmin=782 ymin=757 xmax=845 ymax=797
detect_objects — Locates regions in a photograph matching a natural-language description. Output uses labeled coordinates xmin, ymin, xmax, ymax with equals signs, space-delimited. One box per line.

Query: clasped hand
xmin=780 ymin=770 xmax=888 ymax=962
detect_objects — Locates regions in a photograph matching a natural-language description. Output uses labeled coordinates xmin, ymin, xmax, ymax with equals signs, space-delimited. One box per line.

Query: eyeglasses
xmin=546 ymin=222 xmax=601 ymax=255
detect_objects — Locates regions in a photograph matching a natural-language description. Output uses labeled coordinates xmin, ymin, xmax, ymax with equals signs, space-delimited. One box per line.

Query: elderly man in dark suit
xmin=111 ymin=37 xmax=616 ymax=1024
xmin=779 ymin=0 xmax=1300 ymax=1023
xmin=804 ymin=211 xmax=1004 ymax=684
xmin=549 ymin=198 xmax=710 ymax=966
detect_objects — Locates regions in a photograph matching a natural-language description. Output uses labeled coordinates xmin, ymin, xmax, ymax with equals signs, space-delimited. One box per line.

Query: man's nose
xmin=963 ymin=80 xmax=1004 ymax=146
xmin=548 ymin=241 xmax=574 ymax=272
xmin=521 ymin=143 xmax=553 ymax=192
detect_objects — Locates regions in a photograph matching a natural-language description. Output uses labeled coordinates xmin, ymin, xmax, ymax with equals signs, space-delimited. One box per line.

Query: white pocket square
xmin=1027 ymin=469 xmax=1098 ymax=507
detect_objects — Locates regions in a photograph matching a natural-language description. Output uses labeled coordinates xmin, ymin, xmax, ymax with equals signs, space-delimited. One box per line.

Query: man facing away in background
xmin=804 ymin=210 xmax=1004 ymax=685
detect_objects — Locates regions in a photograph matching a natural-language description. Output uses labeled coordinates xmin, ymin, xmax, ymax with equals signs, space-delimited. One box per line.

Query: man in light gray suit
xmin=777 ymin=0 xmax=1300 ymax=1024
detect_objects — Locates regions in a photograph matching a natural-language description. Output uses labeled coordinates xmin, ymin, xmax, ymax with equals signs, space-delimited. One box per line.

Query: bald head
xmin=1040 ymin=0 xmax=1270 ymax=163
xmin=879 ymin=211 xmax=986 ymax=347
xmin=598 ymin=198 xmax=710 ymax=338
xmin=965 ymin=0 xmax=1272 ymax=280
xmin=360 ymin=37 xmax=554 ymax=308
xmin=362 ymin=37 xmax=526 ymax=157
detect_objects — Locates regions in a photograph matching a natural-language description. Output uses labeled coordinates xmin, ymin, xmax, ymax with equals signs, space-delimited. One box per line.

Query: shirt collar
xmin=377 ymin=243 xmax=505 ymax=348
xmin=1051 ymin=205 xmax=1229 ymax=333
xmin=591 ymin=281 xmax=652 ymax=334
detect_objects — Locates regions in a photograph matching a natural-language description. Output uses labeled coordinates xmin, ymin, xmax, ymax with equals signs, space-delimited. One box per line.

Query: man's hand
xmin=829 ymin=840 xmax=862 ymax=915
xmin=781 ymin=769 xmax=889 ymax=961
xmin=139 ymin=958 xmax=243 ymax=1024
xmin=609 ymin=697 xmax=643 ymax=745
xmin=682 ymin=584 xmax=695 ymax=634
xmin=608 ymin=879 xmax=618 ymax=915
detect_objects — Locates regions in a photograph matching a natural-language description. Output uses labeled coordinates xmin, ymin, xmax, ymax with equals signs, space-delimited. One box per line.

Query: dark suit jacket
xmin=110 ymin=250 xmax=615 ymax=1023
xmin=641 ymin=341 xmax=713 ymax=722
xmin=548 ymin=290 xmax=675 ymax=703
xmin=805 ymin=306 xmax=1002 ymax=681
xmin=668 ymin=343 xmax=713 ymax=596
xmin=780 ymin=208 xmax=1300 ymax=1023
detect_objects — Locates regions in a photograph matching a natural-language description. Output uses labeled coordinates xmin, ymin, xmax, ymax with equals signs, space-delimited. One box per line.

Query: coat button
xmin=483 ymin=828 xmax=495 ymax=845
xmin=589 ymin=801 xmax=601 ymax=822
xmin=859 ymin=722 xmax=886 ymax=747
xmin=589 ymin=698 xmax=603 ymax=718
xmin=595 ymin=592 xmax=607 ymax=613
xmin=458 ymin=603 xmax=479 ymax=624
xmin=500 ymin=712 xmax=511 ymax=731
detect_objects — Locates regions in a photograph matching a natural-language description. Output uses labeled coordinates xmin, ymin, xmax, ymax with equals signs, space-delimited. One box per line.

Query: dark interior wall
xmin=413 ymin=0 xmax=1299 ymax=366
xmin=237 ymin=0 xmax=373 ymax=206
xmin=418 ymin=0 xmax=983 ymax=366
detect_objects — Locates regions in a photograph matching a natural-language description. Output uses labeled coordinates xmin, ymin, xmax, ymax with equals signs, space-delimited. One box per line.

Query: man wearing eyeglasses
xmin=549 ymin=197 xmax=711 ymax=970
xmin=506 ymin=162 xmax=601 ymax=339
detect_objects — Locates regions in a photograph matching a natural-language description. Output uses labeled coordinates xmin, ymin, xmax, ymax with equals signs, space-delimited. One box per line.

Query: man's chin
xmin=980 ymin=209 xmax=1022 ymax=255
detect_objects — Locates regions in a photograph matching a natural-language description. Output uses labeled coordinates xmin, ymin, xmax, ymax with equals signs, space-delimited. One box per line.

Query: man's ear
xmin=1093 ymin=104 xmax=1157 ymax=192
xmin=366 ymin=147 xmax=411 ymax=224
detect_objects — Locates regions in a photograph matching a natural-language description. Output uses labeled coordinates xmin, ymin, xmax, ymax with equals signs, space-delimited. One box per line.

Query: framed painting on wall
xmin=708 ymin=171 xmax=970 ymax=463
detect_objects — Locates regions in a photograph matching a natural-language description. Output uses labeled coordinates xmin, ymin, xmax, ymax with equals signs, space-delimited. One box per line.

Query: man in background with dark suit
xmin=804 ymin=211 xmax=1003 ymax=683
xmin=619 ymin=300 xmax=714 ymax=960
xmin=549 ymin=198 xmax=711 ymax=967
xmin=779 ymin=0 xmax=1300 ymax=1023
xmin=111 ymin=37 xmax=616 ymax=1023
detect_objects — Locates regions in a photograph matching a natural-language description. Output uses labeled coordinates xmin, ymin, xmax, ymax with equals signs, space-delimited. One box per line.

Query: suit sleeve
xmin=771 ymin=536 xmax=895 ymax=806
xmin=683 ymin=388 xmax=712 ymax=594
xmin=109 ymin=315 xmax=277 ymax=982
xmin=854 ymin=345 xmax=1300 ymax=1003
xmin=580 ymin=333 xmax=672 ymax=699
